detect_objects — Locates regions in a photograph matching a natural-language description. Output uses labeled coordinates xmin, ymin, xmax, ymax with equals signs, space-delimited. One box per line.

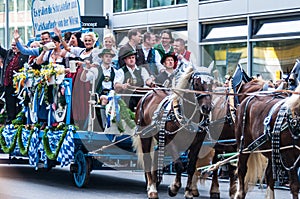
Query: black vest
xmin=122 ymin=66 xmax=144 ymax=87
xmin=96 ymin=66 xmax=115 ymax=95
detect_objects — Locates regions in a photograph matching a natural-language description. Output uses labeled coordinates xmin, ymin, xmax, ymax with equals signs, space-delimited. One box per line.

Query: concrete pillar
xmin=187 ymin=0 xmax=200 ymax=66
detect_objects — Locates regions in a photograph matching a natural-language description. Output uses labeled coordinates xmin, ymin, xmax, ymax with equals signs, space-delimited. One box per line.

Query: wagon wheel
xmin=72 ymin=150 xmax=91 ymax=188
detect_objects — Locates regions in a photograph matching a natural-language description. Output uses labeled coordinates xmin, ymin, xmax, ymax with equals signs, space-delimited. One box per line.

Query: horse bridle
xmin=190 ymin=72 xmax=213 ymax=100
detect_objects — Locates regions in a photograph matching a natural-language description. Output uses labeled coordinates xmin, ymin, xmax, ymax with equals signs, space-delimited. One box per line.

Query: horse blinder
xmin=191 ymin=73 xmax=212 ymax=100
xmin=287 ymin=109 xmax=300 ymax=138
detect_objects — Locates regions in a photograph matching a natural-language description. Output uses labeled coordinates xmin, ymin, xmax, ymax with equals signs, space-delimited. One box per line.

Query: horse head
xmin=288 ymin=59 xmax=300 ymax=90
xmin=190 ymin=71 xmax=213 ymax=115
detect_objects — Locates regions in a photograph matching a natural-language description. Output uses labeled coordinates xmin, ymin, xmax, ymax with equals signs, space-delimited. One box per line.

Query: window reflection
xmin=113 ymin=0 xmax=187 ymax=12
xmin=152 ymin=0 xmax=187 ymax=7
xmin=252 ymin=40 xmax=300 ymax=81
xmin=126 ymin=0 xmax=147 ymax=11
xmin=114 ymin=0 xmax=122 ymax=12
xmin=201 ymin=43 xmax=247 ymax=84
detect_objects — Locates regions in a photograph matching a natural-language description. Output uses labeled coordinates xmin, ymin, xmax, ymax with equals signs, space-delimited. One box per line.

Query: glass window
xmin=0 ymin=3 xmax=4 ymax=12
xmin=27 ymin=0 xmax=32 ymax=11
xmin=150 ymin=25 xmax=187 ymax=35
xmin=113 ymin=0 xmax=122 ymax=12
xmin=17 ymin=0 xmax=25 ymax=11
xmin=151 ymin=0 xmax=174 ymax=7
xmin=26 ymin=26 xmax=34 ymax=40
xmin=256 ymin=20 xmax=300 ymax=36
xmin=115 ymin=28 xmax=147 ymax=48
xmin=18 ymin=26 xmax=25 ymax=42
xmin=201 ymin=43 xmax=247 ymax=83
xmin=0 ymin=28 xmax=4 ymax=45
xmin=204 ymin=25 xmax=247 ymax=40
xmin=126 ymin=0 xmax=147 ymax=11
xmin=176 ymin=0 xmax=188 ymax=4
xmin=252 ymin=39 xmax=300 ymax=81
xmin=9 ymin=0 xmax=14 ymax=12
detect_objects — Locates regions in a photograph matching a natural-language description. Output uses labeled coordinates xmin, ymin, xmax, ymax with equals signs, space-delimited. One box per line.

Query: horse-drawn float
xmin=0 ymin=63 xmax=141 ymax=188
xmin=0 ymin=61 xmax=299 ymax=199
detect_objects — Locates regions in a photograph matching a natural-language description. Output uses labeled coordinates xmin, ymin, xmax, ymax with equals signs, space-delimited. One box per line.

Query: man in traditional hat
xmin=81 ymin=48 xmax=117 ymax=98
xmin=155 ymin=53 xmax=177 ymax=87
xmin=81 ymin=48 xmax=117 ymax=130
xmin=115 ymin=49 xmax=153 ymax=111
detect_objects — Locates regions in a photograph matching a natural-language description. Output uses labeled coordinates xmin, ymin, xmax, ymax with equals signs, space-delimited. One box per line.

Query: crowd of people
xmin=0 ymin=27 xmax=194 ymax=129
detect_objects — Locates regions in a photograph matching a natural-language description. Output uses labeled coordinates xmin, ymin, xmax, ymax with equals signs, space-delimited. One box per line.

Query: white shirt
xmin=114 ymin=65 xmax=151 ymax=87
xmin=81 ymin=67 xmax=99 ymax=83
xmin=141 ymin=44 xmax=164 ymax=72
xmin=67 ymin=47 xmax=98 ymax=61
xmin=43 ymin=50 xmax=64 ymax=64
xmin=100 ymin=65 xmax=115 ymax=90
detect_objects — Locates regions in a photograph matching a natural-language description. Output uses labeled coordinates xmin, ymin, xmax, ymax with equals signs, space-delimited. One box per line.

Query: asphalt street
xmin=0 ymin=161 xmax=292 ymax=199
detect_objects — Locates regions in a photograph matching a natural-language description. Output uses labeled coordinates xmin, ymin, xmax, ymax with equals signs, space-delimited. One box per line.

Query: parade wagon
xmin=0 ymin=63 xmax=145 ymax=188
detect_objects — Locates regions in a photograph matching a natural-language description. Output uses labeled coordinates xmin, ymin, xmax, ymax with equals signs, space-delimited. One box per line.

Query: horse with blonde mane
xmin=191 ymin=64 xmax=279 ymax=198
xmin=133 ymin=65 xmax=213 ymax=199
xmin=234 ymin=81 xmax=299 ymax=198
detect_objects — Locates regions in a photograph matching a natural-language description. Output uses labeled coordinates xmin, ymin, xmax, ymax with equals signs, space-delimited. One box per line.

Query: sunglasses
xmin=84 ymin=40 xmax=92 ymax=42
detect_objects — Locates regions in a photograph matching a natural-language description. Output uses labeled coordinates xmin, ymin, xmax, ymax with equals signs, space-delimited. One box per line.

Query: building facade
xmin=104 ymin=0 xmax=300 ymax=82
xmin=0 ymin=0 xmax=33 ymax=47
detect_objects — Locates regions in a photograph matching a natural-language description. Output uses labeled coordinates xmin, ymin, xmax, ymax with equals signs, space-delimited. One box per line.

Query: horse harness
xmin=240 ymin=95 xmax=300 ymax=182
xmin=210 ymin=94 xmax=234 ymax=127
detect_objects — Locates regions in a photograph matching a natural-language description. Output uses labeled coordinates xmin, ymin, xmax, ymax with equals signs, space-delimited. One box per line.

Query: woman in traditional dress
xmin=54 ymin=27 xmax=99 ymax=130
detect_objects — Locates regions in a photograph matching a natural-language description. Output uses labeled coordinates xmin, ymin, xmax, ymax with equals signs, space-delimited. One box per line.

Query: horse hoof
xmin=148 ymin=192 xmax=158 ymax=199
xmin=210 ymin=193 xmax=220 ymax=199
xmin=192 ymin=189 xmax=200 ymax=197
xmin=168 ymin=186 xmax=177 ymax=197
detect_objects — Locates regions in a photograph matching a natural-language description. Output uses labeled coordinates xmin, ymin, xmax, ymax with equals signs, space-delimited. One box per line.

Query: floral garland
xmin=18 ymin=124 xmax=40 ymax=156
xmin=42 ymin=123 xmax=76 ymax=160
xmin=0 ymin=126 xmax=18 ymax=153
xmin=0 ymin=123 xmax=76 ymax=160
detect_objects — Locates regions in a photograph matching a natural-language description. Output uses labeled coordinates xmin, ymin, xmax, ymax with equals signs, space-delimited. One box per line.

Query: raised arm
xmin=14 ymin=29 xmax=40 ymax=56
xmin=53 ymin=27 xmax=70 ymax=52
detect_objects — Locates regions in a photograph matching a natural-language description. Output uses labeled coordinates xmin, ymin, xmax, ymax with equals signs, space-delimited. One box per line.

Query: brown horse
xmin=209 ymin=79 xmax=275 ymax=199
xmin=133 ymin=67 xmax=213 ymax=199
xmin=234 ymin=84 xmax=300 ymax=198
xmin=192 ymin=65 xmax=274 ymax=199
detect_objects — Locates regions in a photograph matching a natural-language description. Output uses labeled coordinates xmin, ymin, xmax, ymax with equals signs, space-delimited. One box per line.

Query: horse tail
xmin=195 ymin=146 xmax=215 ymax=185
xmin=132 ymin=136 xmax=156 ymax=168
xmin=132 ymin=136 xmax=144 ymax=167
xmin=244 ymin=152 xmax=268 ymax=192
